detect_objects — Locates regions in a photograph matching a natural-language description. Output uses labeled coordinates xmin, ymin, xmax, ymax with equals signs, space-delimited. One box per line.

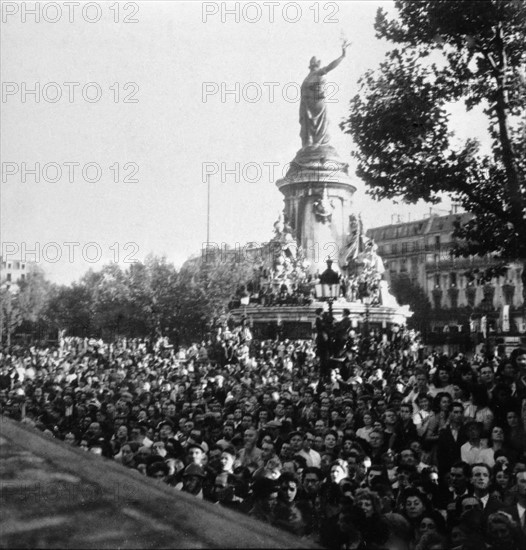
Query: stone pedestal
xmin=230 ymin=301 xmax=412 ymax=340
xmin=276 ymin=144 xmax=357 ymax=275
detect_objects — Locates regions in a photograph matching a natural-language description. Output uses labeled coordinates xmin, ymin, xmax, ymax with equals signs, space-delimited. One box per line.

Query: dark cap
xmin=183 ymin=464 xmax=206 ymax=478
xmin=186 ymin=442 xmax=206 ymax=454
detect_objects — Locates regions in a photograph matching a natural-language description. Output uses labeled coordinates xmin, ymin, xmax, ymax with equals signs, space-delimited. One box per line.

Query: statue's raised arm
xmin=319 ymin=40 xmax=351 ymax=75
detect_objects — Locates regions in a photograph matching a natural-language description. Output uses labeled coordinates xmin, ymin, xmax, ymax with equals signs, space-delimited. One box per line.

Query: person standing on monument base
xmin=315 ymin=308 xmax=332 ymax=391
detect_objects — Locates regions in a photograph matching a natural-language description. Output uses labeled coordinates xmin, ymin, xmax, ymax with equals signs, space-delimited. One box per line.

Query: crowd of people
xmin=1 ymin=324 xmax=526 ymax=550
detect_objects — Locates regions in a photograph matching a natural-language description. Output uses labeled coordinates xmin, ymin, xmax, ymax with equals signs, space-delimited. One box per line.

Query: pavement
xmin=0 ymin=416 xmax=317 ymax=549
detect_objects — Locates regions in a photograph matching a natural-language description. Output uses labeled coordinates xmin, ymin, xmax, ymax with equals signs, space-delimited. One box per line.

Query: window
xmin=6 ymin=273 xmax=11 ymax=282
xmin=450 ymin=273 xmax=457 ymax=287
xmin=7 ymin=263 xmax=11 ymax=269
xmin=391 ymin=243 xmax=398 ymax=254
xmin=434 ymin=236 xmax=441 ymax=250
xmin=401 ymin=242 xmax=408 ymax=254
xmin=21 ymin=264 xmax=25 ymax=270
xmin=400 ymin=259 xmax=407 ymax=272
xmin=434 ymin=274 xmax=440 ymax=287
xmin=20 ymin=274 xmax=26 ymax=281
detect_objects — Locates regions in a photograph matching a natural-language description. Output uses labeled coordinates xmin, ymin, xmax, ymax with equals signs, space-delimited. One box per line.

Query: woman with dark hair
xmin=353 ymin=488 xmax=391 ymax=547
xmin=490 ymin=462 xmax=514 ymax=506
xmin=487 ymin=425 xmax=516 ymax=463
xmin=272 ymin=472 xmax=306 ymax=536
xmin=429 ymin=365 xmax=455 ymax=398
xmin=415 ymin=510 xmax=447 ymax=548
xmin=323 ymin=429 xmax=340 ymax=456
xmin=450 ymin=380 xmax=471 ymax=411
xmin=457 ymin=365 xmax=476 ymax=387
xmin=399 ymin=488 xmax=431 ymax=538
xmin=425 ymin=393 xmax=452 ymax=453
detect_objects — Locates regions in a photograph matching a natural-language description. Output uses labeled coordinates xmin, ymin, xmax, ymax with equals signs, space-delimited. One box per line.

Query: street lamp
xmin=313 ymin=259 xmax=340 ymax=392
xmin=315 ymin=259 xmax=340 ymax=319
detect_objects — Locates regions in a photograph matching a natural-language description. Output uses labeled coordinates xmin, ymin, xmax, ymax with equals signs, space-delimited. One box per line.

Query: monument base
xmin=230 ymin=301 xmax=412 ymax=340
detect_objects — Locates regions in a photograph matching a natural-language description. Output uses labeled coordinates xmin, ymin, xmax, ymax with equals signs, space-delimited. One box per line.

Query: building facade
xmin=368 ymin=212 xmax=525 ymax=353
xmin=0 ymin=256 xmax=29 ymax=292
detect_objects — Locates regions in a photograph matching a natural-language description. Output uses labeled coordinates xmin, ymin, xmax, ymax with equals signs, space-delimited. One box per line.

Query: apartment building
xmin=368 ymin=212 xmax=525 ymax=352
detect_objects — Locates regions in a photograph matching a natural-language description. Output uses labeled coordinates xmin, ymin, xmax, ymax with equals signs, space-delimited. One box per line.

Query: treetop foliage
xmin=2 ymin=252 xmax=260 ymax=345
xmin=343 ymin=0 xmax=525 ymax=272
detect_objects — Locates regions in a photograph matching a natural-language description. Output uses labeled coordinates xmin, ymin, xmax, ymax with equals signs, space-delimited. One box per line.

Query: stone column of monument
xmin=275 ymin=43 xmax=357 ymax=276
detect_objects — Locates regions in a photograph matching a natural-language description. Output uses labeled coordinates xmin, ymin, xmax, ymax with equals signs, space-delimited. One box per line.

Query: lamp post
xmin=314 ymin=259 xmax=341 ymax=392
xmin=315 ymin=259 xmax=341 ymax=320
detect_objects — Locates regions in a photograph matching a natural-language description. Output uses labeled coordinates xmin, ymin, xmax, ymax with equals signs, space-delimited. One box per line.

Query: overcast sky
xmin=1 ymin=1 xmax=490 ymax=284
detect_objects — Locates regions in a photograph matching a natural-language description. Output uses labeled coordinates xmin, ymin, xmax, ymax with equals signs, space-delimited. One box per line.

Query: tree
xmin=173 ymin=249 xmax=263 ymax=344
xmin=127 ymin=256 xmax=180 ymax=338
xmin=3 ymin=251 xmax=262 ymax=344
xmin=390 ymin=273 xmax=432 ymax=333
xmin=17 ymin=265 xmax=52 ymax=324
xmin=343 ymin=1 xmax=526 ymax=300
xmin=45 ymin=283 xmax=93 ymax=337
xmin=0 ymin=287 xmax=23 ymax=346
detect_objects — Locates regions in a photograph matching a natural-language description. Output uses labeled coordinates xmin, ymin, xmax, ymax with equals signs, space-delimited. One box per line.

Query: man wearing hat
xmin=181 ymin=463 xmax=206 ymax=499
xmin=186 ymin=441 xmax=206 ymax=468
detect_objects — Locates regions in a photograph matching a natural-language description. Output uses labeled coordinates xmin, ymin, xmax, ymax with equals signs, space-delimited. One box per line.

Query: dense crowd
xmin=1 ymin=323 xmax=526 ymax=550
